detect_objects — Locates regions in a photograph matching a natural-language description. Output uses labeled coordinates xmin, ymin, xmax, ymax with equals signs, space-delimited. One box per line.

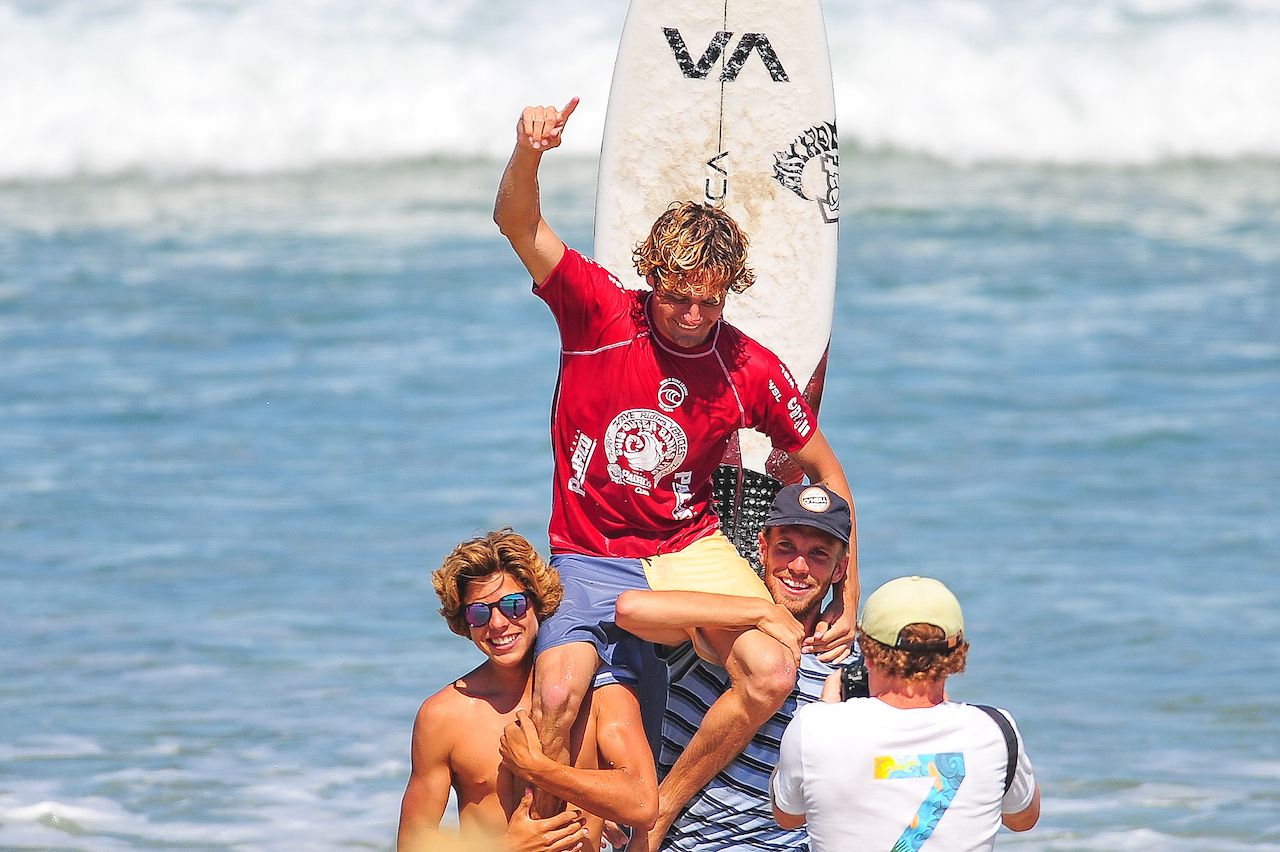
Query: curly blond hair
xmin=633 ymin=201 xmax=755 ymax=295
xmin=859 ymin=623 xmax=969 ymax=681
xmin=432 ymin=529 xmax=562 ymax=638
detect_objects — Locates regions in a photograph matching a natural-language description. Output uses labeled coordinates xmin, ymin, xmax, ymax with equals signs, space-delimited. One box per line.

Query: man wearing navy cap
xmin=614 ymin=484 xmax=859 ymax=852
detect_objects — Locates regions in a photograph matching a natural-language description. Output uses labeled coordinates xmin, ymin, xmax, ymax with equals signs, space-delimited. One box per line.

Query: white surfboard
xmin=594 ymin=0 xmax=839 ymax=548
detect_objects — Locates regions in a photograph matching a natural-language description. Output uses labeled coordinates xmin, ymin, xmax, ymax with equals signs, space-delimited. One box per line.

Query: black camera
xmin=839 ymin=660 xmax=869 ymax=700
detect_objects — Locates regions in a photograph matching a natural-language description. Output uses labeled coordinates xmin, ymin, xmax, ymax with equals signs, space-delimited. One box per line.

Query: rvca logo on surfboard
xmin=662 ymin=28 xmax=789 ymax=82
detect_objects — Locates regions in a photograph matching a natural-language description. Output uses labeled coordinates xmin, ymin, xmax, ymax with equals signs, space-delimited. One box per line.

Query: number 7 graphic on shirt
xmin=874 ymin=753 xmax=966 ymax=852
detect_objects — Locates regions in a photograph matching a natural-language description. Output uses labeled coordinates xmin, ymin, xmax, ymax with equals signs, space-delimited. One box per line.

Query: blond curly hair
xmin=633 ymin=201 xmax=755 ymax=296
xmin=859 ymin=623 xmax=969 ymax=681
xmin=432 ymin=528 xmax=563 ymax=638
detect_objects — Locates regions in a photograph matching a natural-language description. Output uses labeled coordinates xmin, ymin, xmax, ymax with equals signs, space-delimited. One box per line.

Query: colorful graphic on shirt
xmin=874 ymin=752 xmax=966 ymax=852
xmin=603 ymin=408 xmax=689 ymax=495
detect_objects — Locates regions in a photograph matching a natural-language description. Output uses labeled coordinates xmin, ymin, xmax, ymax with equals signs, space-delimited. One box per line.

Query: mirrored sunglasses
xmin=463 ymin=592 xmax=531 ymax=628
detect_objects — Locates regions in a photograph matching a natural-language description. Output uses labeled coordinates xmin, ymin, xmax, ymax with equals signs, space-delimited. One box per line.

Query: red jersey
xmin=536 ymin=248 xmax=816 ymax=558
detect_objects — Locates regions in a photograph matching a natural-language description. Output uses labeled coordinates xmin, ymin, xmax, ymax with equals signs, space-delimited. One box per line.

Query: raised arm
xmin=493 ymin=98 xmax=578 ymax=286
xmin=615 ymin=589 xmax=805 ymax=655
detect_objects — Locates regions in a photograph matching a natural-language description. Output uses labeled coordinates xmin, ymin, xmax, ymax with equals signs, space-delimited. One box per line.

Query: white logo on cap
xmin=798 ymin=486 xmax=831 ymax=513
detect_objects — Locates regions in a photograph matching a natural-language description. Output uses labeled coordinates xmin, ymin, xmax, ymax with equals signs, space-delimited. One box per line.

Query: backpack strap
xmin=971 ymin=704 xmax=1018 ymax=795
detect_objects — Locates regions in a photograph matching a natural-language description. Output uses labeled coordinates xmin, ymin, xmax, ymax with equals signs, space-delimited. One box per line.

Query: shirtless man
xmin=493 ymin=96 xmax=856 ymax=838
xmin=397 ymin=529 xmax=657 ymax=852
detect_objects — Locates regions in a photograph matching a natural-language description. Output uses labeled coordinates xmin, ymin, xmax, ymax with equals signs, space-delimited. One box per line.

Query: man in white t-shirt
xmin=770 ymin=576 xmax=1040 ymax=852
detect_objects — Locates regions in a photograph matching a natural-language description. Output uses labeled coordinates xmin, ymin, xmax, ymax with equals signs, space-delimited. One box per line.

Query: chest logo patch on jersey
xmin=604 ymin=409 xmax=689 ymax=494
xmin=657 ymin=377 xmax=689 ymax=413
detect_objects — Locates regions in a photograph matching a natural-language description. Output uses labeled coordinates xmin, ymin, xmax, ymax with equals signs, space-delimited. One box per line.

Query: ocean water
xmin=2 ymin=1 xmax=1279 ymax=850
xmin=4 ymin=0 xmax=1280 ymax=175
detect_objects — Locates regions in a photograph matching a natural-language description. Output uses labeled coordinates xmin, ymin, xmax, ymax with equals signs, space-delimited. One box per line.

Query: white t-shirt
xmin=771 ymin=698 xmax=1036 ymax=852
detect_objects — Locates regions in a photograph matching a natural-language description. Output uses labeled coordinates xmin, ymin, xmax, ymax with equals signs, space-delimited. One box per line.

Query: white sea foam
xmin=0 ymin=0 xmax=619 ymax=178
xmin=1 ymin=0 xmax=1278 ymax=177
xmin=0 ymin=752 xmax=408 ymax=850
xmin=827 ymin=0 xmax=1280 ymax=163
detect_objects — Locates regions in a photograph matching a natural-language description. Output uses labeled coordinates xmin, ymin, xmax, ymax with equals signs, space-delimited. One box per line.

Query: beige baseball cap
xmin=860 ymin=575 xmax=965 ymax=651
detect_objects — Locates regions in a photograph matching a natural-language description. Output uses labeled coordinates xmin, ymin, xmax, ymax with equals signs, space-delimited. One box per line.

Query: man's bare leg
xmin=528 ymin=640 xmax=601 ymax=817
xmin=638 ymin=627 xmax=795 ymax=849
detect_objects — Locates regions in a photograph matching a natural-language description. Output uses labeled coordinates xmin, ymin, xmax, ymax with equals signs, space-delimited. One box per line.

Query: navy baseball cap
xmin=764 ymin=484 xmax=852 ymax=544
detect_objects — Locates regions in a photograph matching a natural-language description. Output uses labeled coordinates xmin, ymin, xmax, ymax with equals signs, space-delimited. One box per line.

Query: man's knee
xmin=729 ymin=633 xmax=797 ymax=715
xmin=747 ymin=651 xmax=797 ymax=711
xmin=532 ymin=643 xmax=599 ymax=727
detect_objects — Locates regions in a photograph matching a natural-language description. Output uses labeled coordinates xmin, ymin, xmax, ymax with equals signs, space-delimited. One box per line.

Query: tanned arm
xmin=493 ymin=99 xmax=578 ymax=286
xmin=615 ymin=589 xmax=806 ymax=662
xmin=499 ymin=702 xmax=658 ymax=830
xmin=771 ymin=802 xmax=806 ymax=830
xmin=398 ymin=695 xmax=458 ymax=851
xmin=1002 ymin=785 xmax=1042 ymax=831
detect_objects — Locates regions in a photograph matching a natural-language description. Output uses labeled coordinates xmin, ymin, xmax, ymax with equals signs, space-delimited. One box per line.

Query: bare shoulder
xmin=413 ymin=664 xmax=493 ymax=740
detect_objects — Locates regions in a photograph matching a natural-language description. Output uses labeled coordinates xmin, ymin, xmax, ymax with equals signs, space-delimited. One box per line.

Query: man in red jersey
xmin=493 ymin=97 xmax=857 ymax=844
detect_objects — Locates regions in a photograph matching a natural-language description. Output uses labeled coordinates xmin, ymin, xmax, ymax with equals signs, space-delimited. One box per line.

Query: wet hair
xmin=632 ymin=201 xmax=756 ymax=295
xmin=432 ymin=528 xmax=562 ymax=638
xmin=858 ymin=623 xmax=969 ymax=681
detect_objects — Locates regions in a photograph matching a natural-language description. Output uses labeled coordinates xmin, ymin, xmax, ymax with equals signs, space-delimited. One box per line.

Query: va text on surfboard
xmin=662 ymin=28 xmax=789 ymax=82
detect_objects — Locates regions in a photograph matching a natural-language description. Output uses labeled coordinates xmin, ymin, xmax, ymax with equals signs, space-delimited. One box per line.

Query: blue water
xmin=2 ymin=0 xmax=1280 ymax=843
xmin=3 ymin=153 xmax=1277 ymax=850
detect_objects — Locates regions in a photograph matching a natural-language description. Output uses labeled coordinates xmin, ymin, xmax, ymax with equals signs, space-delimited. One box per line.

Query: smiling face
xmin=648 ymin=275 xmax=728 ymax=349
xmin=463 ymin=572 xmax=539 ymax=668
xmin=759 ymin=525 xmax=849 ymax=630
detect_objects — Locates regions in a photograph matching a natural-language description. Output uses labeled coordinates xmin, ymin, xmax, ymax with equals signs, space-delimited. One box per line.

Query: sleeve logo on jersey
xmin=583 ymin=254 xmax=626 ymax=291
xmin=662 ymin=28 xmax=789 ymax=82
xmin=604 ymin=409 xmax=689 ymax=495
xmin=657 ymin=377 xmax=689 ymax=412
xmin=787 ymin=397 xmax=812 ymax=437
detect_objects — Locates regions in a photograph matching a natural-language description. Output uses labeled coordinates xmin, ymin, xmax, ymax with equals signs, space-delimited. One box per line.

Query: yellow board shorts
xmin=641 ymin=530 xmax=771 ymax=600
xmin=538 ymin=531 xmax=769 ymax=670
xmin=643 ymin=531 xmax=771 ymax=666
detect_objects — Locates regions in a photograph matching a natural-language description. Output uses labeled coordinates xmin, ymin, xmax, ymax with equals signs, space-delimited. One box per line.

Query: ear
xmin=757 ymin=530 xmax=768 ymax=567
xmin=832 ymin=549 xmax=849 ymax=586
